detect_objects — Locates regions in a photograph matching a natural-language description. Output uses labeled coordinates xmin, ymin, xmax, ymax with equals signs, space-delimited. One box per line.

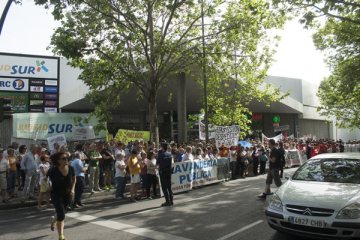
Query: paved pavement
xmin=0 ymin=185 xmax=126 ymax=210
xmin=0 ymin=168 xmax=308 ymax=240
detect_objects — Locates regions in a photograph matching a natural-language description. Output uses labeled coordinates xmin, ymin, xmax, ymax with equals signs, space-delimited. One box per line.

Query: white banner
xmin=285 ymin=149 xmax=302 ymax=167
xmin=171 ymin=159 xmax=220 ymax=193
xmin=262 ymin=133 xmax=283 ymax=142
xmin=215 ymin=125 xmax=240 ymax=148
xmin=47 ymin=134 xmax=67 ymax=151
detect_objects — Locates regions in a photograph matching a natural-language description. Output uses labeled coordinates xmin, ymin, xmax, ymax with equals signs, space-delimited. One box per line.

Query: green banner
xmin=114 ymin=129 xmax=150 ymax=143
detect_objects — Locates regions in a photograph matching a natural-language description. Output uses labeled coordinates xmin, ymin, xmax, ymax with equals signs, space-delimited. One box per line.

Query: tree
xmin=34 ymin=0 xmax=286 ymax=144
xmin=278 ymin=0 xmax=360 ymax=128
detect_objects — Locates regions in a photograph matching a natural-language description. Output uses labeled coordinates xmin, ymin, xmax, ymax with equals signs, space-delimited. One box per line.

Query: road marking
xmin=121 ymin=192 xmax=224 ymax=217
xmin=216 ymin=220 xmax=264 ymax=240
xmin=67 ymin=212 xmax=192 ymax=240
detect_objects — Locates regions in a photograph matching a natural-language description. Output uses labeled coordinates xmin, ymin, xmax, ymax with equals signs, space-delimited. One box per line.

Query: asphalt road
xmin=0 ymin=169 xmax=316 ymax=240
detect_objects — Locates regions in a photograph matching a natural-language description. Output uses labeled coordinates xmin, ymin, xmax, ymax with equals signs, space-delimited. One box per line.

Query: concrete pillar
xmin=177 ymin=72 xmax=187 ymax=143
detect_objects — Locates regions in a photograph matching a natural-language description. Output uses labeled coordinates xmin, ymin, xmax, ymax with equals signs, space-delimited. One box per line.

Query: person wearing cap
xmin=0 ymin=149 xmax=10 ymax=203
xmin=157 ymin=142 xmax=174 ymax=206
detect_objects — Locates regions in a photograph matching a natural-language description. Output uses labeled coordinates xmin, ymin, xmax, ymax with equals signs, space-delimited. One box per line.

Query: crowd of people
xmin=0 ymin=137 xmax=356 ymax=239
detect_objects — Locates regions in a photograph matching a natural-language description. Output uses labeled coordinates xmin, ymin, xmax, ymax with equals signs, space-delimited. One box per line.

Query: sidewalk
xmin=0 ymin=186 xmax=128 ymax=210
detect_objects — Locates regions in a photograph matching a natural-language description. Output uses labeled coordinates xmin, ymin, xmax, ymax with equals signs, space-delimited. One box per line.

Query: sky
xmin=0 ymin=1 xmax=330 ymax=85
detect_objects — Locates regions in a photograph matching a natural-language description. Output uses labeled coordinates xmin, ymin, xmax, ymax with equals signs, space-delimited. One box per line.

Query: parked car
xmin=265 ymin=153 xmax=360 ymax=239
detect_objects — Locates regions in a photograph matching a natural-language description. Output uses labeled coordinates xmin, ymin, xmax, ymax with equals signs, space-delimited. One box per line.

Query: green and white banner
xmin=12 ymin=113 xmax=106 ymax=140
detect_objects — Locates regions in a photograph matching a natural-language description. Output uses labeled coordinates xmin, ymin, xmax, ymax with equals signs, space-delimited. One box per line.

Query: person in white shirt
xmin=37 ymin=154 xmax=50 ymax=209
xmin=0 ymin=149 xmax=9 ymax=203
xmin=182 ymin=146 xmax=194 ymax=162
xmin=114 ymin=152 xmax=127 ymax=199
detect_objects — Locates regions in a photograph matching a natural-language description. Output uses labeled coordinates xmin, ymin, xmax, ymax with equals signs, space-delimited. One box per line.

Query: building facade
xmin=1 ymin=52 xmax=358 ymax=146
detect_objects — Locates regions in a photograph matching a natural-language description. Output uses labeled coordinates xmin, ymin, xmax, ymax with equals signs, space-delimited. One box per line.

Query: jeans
xmin=115 ymin=176 xmax=126 ymax=198
xmin=23 ymin=169 xmax=37 ymax=198
xmin=7 ymin=170 xmax=16 ymax=194
xmin=74 ymin=176 xmax=85 ymax=205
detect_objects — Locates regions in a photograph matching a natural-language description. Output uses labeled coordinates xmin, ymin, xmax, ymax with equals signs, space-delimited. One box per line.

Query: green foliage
xmin=281 ymin=0 xmax=360 ymax=127
xmin=33 ymin=0 xmax=287 ymax=141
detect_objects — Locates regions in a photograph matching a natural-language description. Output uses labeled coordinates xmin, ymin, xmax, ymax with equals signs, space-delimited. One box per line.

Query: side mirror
xmin=284 ymin=173 xmax=292 ymax=180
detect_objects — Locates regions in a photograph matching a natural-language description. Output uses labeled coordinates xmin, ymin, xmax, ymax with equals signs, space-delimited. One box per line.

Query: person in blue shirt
xmin=71 ymin=152 xmax=87 ymax=208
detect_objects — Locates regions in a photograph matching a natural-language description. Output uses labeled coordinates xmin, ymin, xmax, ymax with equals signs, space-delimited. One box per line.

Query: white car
xmin=265 ymin=153 xmax=360 ymax=239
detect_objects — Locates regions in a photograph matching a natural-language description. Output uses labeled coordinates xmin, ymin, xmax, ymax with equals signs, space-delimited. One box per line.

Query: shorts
xmin=266 ymin=168 xmax=282 ymax=187
xmin=0 ymin=174 xmax=6 ymax=191
xmin=130 ymin=173 xmax=141 ymax=184
xmin=40 ymin=181 xmax=49 ymax=193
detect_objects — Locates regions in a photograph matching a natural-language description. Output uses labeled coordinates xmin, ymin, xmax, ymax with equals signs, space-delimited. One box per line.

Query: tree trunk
xmin=148 ymin=89 xmax=159 ymax=147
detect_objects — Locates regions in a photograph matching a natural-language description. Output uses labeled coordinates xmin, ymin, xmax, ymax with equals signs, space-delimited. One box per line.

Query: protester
xmin=37 ymin=154 xmax=51 ymax=209
xmin=127 ymin=149 xmax=141 ymax=202
xmin=18 ymin=145 xmax=27 ymax=191
xmin=114 ymin=152 xmax=127 ymax=200
xmin=71 ymin=152 xmax=87 ymax=208
xmin=146 ymin=151 xmax=158 ymax=199
xmin=258 ymin=139 xmax=282 ymax=200
xmin=278 ymin=142 xmax=286 ymax=178
xmin=47 ymin=151 xmax=76 ymax=240
xmin=6 ymin=147 xmax=18 ymax=198
xmin=157 ymin=142 xmax=174 ymax=206
xmin=87 ymin=143 xmax=102 ymax=193
xmin=21 ymin=144 xmax=39 ymax=201
xmin=0 ymin=149 xmax=9 ymax=203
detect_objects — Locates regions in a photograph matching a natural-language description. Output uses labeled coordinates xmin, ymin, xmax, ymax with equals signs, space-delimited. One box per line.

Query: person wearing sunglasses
xmin=47 ymin=152 xmax=76 ymax=240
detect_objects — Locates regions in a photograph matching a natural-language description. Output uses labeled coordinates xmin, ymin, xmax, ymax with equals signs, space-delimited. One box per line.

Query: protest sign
xmin=47 ymin=134 xmax=67 ymax=151
xmin=72 ymin=126 xmax=96 ymax=140
xmin=285 ymin=149 xmax=302 ymax=167
xmin=215 ymin=125 xmax=240 ymax=148
xmin=171 ymin=159 xmax=222 ymax=193
xmin=114 ymin=129 xmax=150 ymax=143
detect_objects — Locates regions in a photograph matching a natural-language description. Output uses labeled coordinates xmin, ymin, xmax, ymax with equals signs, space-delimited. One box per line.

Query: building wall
xmin=298 ymin=119 xmax=331 ymax=139
xmin=0 ymin=118 xmax=12 ymax=147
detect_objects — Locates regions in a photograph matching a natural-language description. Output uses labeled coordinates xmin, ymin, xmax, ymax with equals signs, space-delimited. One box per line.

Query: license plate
xmin=288 ymin=216 xmax=327 ymax=228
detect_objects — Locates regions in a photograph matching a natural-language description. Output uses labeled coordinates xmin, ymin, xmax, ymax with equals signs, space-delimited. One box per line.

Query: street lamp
xmin=201 ymin=0 xmax=209 ymax=143
xmin=0 ymin=0 xmax=14 ymax=36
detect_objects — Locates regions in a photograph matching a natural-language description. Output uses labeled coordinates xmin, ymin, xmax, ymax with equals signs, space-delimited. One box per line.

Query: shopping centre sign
xmin=12 ymin=113 xmax=106 ymax=140
xmin=0 ymin=54 xmax=58 ymax=79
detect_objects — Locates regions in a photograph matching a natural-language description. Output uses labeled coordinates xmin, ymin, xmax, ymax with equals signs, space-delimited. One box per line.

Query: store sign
xmin=44 ymin=107 xmax=57 ymax=113
xmin=45 ymin=80 xmax=58 ymax=86
xmin=30 ymin=100 xmax=43 ymax=106
xmin=29 ymin=106 xmax=43 ymax=112
xmin=45 ymin=94 xmax=57 ymax=100
xmin=44 ymin=100 xmax=57 ymax=106
xmin=0 ymin=54 xmax=58 ymax=79
xmin=30 ymin=93 xmax=44 ymax=100
xmin=0 ymin=91 xmax=28 ymax=112
xmin=0 ymin=78 xmax=28 ymax=92
xmin=30 ymin=79 xmax=43 ymax=85
xmin=44 ymin=86 xmax=57 ymax=93
xmin=30 ymin=86 xmax=43 ymax=92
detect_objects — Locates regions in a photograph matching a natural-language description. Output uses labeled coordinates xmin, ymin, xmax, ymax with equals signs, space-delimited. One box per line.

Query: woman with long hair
xmin=47 ymin=152 xmax=76 ymax=240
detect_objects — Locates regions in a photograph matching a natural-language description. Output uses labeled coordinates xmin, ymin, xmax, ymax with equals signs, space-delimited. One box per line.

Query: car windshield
xmin=292 ymin=158 xmax=360 ymax=184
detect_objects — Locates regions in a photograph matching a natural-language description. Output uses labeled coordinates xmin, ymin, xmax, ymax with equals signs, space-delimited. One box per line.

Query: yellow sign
xmin=114 ymin=129 xmax=150 ymax=143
